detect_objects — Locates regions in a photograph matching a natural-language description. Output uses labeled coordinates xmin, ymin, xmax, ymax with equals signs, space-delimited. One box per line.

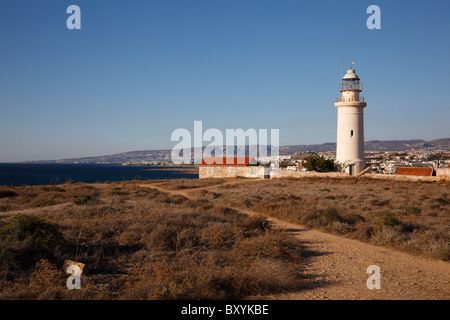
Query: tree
xmin=304 ymin=152 xmax=335 ymax=172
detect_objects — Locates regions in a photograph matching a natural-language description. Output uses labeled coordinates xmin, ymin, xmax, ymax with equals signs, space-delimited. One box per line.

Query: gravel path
xmin=143 ymin=182 xmax=450 ymax=300
xmin=256 ymin=216 xmax=449 ymax=300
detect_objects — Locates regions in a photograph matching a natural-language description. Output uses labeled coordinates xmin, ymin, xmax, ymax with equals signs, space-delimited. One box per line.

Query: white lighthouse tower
xmin=335 ymin=65 xmax=367 ymax=176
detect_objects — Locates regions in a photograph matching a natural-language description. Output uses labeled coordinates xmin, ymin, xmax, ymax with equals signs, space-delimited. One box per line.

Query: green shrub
xmin=370 ymin=199 xmax=390 ymax=207
xmin=304 ymin=152 xmax=335 ymax=172
xmin=159 ymin=194 xmax=188 ymax=205
xmin=371 ymin=225 xmax=405 ymax=246
xmin=372 ymin=211 xmax=401 ymax=227
xmin=241 ymin=215 xmax=269 ymax=232
xmin=0 ymin=190 xmax=18 ymax=199
xmin=404 ymin=207 xmax=421 ymax=216
xmin=108 ymin=190 xmax=130 ymax=197
xmin=0 ymin=214 xmax=66 ymax=271
xmin=73 ymin=194 xmax=99 ymax=205
xmin=319 ymin=206 xmax=345 ymax=223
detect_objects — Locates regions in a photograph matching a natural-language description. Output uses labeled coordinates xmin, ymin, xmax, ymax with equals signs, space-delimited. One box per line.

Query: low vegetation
xmin=151 ymin=178 xmax=225 ymax=190
xmin=1 ymin=175 xmax=448 ymax=300
xmin=208 ymin=177 xmax=449 ymax=261
xmin=0 ymin=181 xmax=305 ymax=300
xmin=304 ymin=152 xmax=335 ymax=172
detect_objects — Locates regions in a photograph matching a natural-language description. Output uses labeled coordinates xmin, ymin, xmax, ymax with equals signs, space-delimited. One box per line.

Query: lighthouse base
xmin=337 ymin=159 xmax=366 ymax=176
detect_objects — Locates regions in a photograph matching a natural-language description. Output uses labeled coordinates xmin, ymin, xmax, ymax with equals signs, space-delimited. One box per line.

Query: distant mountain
xmin=24 ymin=138 xmax=449 ymax=164
xmin=281 ymin=138 xmax=450 ymax=154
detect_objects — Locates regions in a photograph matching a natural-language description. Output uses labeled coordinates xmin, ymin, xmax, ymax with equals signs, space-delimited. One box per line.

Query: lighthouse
xmin=335 ymin=66 xmax=367 ymax=176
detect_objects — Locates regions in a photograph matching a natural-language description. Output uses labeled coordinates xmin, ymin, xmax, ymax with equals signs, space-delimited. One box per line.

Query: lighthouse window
xmin=351 ymin=130 xmax=354 ymax=137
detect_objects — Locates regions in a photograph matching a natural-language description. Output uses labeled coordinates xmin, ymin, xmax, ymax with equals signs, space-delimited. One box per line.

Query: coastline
xmin=0 ymin=163 xmax=198 ymax=187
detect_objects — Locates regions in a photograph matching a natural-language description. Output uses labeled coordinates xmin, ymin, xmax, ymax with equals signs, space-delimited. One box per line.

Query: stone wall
xmin=199 ymin=167 xmax=450 ymax=182
xmin=270 ymin=170 xmax=449 ymax=182
xmin=362 ymin=173 xmax=439 ymax=182
xmin=199 ymin=166 xmax=268 ymax=179
xmin=436 ymin=168 xmax=450 ymax=181
xmin=270 ymin=170 xmax=350 ymax=179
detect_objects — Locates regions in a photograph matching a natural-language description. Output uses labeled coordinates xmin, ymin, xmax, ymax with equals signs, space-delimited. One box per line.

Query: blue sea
xmin=0 ymin=163 xmax=198 ymax=187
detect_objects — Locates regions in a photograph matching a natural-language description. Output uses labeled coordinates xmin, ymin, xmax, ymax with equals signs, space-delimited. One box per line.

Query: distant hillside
xmin=281 ymin=138 xmax=450 ymax=154
xmin=25 ymin=138 xmax=449 ymax=164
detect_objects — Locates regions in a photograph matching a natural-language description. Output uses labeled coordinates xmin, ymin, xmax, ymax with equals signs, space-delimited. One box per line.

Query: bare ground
xmin=141 ymin=181 xmax=450 ymax=300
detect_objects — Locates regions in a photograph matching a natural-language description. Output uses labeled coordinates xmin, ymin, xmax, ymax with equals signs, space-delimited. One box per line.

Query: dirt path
xmin=141 ymin=182 xmax=450 ymax=300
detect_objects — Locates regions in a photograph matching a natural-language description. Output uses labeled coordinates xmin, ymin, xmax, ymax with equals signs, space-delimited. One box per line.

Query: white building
xmin=334 ymin=67 xmax=367 ymax=175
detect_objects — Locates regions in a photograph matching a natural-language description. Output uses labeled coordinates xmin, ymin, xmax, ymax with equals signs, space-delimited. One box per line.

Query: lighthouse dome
xmin=343 ymin=69 xmax=360 ymax=80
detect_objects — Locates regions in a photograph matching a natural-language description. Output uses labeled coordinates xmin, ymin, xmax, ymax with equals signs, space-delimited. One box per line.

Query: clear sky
xmin=0 ymin=0 xmax=449 ymax=162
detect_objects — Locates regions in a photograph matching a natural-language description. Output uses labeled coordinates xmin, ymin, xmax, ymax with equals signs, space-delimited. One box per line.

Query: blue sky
xmin=0 ymin=0 xmax=449 ymax=162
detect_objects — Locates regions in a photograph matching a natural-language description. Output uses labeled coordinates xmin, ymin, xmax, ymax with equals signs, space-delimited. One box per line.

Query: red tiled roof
xmin=396 ymin=167 xmax=433 ymax=177
xmin=198 ymin=157 xmax=251 ymax=166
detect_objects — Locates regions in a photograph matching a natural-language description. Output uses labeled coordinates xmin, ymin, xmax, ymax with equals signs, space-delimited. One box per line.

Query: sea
xmin=0 ymin=163 xmax=198 ymax=187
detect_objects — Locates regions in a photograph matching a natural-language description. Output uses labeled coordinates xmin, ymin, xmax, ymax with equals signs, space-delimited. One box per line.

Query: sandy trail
xmin=141 ymin=181 xmax=450 ymax=300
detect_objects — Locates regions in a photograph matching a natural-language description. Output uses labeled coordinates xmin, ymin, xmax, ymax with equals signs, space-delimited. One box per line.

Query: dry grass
xmin=0 ymin=181 xmax=305 ymax=300
xmin=195 ymin=177 xmax=449 ymax=261
xmin=148 ymin=178 xmax=226 ymax=190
